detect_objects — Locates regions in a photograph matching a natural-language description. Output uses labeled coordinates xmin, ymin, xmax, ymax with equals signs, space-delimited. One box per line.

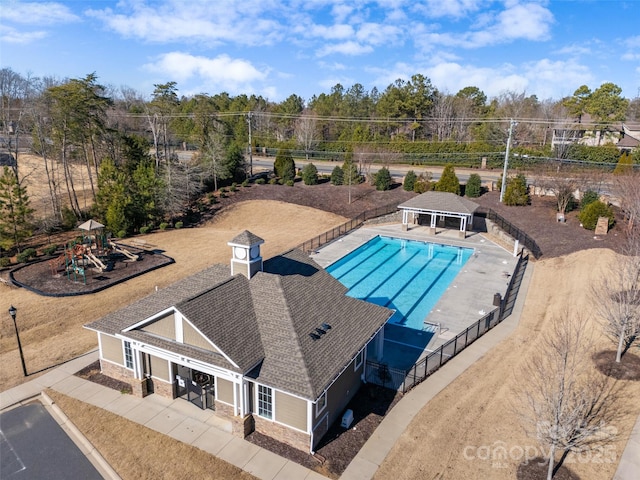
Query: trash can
xmin=493 ymin=293 xmax=502 ymax=307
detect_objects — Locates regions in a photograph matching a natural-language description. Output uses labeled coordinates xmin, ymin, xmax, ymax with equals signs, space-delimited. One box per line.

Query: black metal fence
xmin=477 ymin=207 xmax=542 ymax=259
xmin=296 ymin=202 xmax=400 ymax=254
xmin=366 ymin=251 xmax=529 ymax=394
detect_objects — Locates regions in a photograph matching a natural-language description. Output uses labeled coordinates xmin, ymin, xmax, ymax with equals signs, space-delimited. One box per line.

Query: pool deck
xmin=311 ymin=223 xmax=520 ymax=356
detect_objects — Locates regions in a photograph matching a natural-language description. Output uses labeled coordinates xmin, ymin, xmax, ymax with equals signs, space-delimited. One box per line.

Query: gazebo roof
xmin=77 ymin=219 xmax=105 ymax=231
xmin=398 ymin=192 xmax=480 ymax=215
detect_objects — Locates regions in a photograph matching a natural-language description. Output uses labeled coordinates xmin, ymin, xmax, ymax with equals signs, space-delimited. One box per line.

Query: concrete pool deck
xmin=311 ymin=223 xmax=520 ymax=357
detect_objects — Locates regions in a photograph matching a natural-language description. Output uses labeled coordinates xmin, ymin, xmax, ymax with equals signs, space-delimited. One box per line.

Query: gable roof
xmin=398 ymin=191 xmax=479 ymax=215
xmin=85 ymin=240 xmax=393 ymax=401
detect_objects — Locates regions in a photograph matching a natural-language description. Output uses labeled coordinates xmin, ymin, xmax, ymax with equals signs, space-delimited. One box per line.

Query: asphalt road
xmin=0 ymin=403 xmax=102 ymax=480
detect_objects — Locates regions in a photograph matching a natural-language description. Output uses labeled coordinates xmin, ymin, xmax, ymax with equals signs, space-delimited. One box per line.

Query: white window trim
xmin=315 ymin=392 xmax=327 ymax=416
xmin=123 ymin=340 xmax=134 ymax=370
xmin=354 ymin=349 xmax=364 ymax=371
xmin=257 ymin=384 xmax=273 ymax=420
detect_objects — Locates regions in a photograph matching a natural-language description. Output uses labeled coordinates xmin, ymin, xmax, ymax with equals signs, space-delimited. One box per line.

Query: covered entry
xmin=398 ymin=192 xmax=479 ymax=238
xmin=175 ymin=364 xmax=215 ymax=410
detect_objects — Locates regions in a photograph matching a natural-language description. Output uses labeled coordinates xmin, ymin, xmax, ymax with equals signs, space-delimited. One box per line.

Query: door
xmin=142 ymin=353 xmax=154 ymax=394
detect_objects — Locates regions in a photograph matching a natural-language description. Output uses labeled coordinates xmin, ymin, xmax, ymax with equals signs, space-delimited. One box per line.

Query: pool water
xmin=326 ymin=236 xmax=473 ymax=330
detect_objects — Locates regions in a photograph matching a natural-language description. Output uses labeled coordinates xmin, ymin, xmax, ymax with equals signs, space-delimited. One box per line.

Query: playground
xmin=10 ymin=220 xmax=174 ymax=296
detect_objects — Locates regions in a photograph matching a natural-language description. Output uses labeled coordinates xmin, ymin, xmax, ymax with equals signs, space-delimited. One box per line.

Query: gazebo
xmin=398 ymin=192 xmax=480 ymax=238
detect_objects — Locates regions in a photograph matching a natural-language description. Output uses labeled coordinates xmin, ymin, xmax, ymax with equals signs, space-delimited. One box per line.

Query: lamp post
xmin=8 ymin=306 xmax=28 ymax=377
xmin=500 ymin=119 xmax=516 ymax=203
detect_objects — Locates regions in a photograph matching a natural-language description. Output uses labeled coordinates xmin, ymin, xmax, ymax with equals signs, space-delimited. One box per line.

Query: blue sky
xmin=1 ymin=0 xmax=639 ymax=103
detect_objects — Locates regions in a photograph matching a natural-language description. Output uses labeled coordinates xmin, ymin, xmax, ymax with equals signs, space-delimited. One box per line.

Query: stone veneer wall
xmin=253 ymin=416 xmax=311 ymax=452
xmin=100 ymin=360 xmax=176 ymax=399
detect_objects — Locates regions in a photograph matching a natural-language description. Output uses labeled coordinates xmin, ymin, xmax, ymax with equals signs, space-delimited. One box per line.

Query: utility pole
xmin=247 ymin=112 xmax=253 ymax=177
xmin=500 ymin=119 xmax=516 ymax=203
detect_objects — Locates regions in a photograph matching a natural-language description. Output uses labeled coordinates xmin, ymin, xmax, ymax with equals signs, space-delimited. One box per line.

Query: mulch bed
xmin=246 ymin=383 xmax=402 ymax=479
xmin=593 ymin=350 xmax=640 ymax=381
xmin=9 ymin=248 xmax=174 ymax=296
xmin=75 ymin=360 xmax=132 ymax=394
xmin=517 ymin=457 xmax=581 ymax=480
xmin=474 ymin=191 xmax=629 ymax=259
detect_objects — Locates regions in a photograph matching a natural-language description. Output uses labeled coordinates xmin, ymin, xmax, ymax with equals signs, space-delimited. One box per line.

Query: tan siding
xmin=217 ymin=377 xmax=234 ymax=404
xmin=149 ymin=354 xmax=170 ymax=381
xmin=100 ymin=333 xmax=124 ymax=365
xmin=314 ymin=357 xmax=362 ymax=430
xmin=141 ymin=313 xmax=176 ymax=340
xmin=182 ymin=319 xmax=220 ymax=353
xmin=275 ymin=391 xmax=307 ymax=431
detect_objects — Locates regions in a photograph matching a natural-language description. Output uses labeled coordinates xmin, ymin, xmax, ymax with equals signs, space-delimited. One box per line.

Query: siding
xmin=217 ymin=377 xmax=234 ymax=404
xmin=275 ymin=391 xmax=307 ymax=431
xmin=100 ymin=333 xmax=124 ymax=365
xmin=141 ymin=313 xmax=176 ymax=340
xmin=315 ymin=357 xmax=362 ymax=430
xmin=149 ymin=354 xmax=170 ymax=381
xmin=182 ymin=319 xmax=220 ymax=352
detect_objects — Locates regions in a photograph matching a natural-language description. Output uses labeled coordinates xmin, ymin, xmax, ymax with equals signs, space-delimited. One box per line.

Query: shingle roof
xmin=398 ymin=191 xmax=479 ymax=215
xmin=229 ymin=230 xmax=264 ymax=246
xmin=85 ymin=236 xmax=393 ymax=401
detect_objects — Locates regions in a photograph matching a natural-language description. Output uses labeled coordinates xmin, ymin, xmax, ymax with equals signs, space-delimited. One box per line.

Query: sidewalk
xmin=0 ymin=353 xmax=327 ymax=480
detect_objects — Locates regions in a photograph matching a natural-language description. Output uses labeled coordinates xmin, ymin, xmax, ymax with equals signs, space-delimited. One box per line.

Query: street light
xmin=8 ymin=305 xmax=28 ymax=377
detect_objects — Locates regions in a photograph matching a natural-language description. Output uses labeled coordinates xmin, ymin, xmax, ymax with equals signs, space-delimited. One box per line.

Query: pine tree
xmin=375 ymin=167 xmax=392 ymax=191
xmin=0 ymin=167 xmax=34 ymax=252
xmin=403 ymin=170 xmax=417 ymax=191
xmin=435 ymin=164 xmax=460 ymax=194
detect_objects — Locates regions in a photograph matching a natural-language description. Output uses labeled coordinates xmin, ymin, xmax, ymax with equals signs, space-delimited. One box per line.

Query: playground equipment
xmin=72 ymin=244 xmax=108 ymax=272
xmin=108 ymin=241 xmax=139 ymax=261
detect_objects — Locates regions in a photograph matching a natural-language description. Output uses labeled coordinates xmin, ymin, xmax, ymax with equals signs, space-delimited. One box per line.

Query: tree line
xmin=1 ymin=67 xmax=639 ymax=252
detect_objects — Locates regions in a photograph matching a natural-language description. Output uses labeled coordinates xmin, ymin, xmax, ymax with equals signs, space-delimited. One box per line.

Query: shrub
xmin=0 ymin=257 xmax=11 ymax=268
xmin=175 ymin=221 xmax=184 ymax=229
xmin=503 ymin=174 xmax=529 ymax=206
xmin=330 ymin=166 xmax=344 ymax=185
xmin=613 ymin=152 xmax=633 ymax=175
xmin=61 ymin=206 xmax=78 ymax=231
xmin=17 ymin=248 xmax=36 ymax=263
xmin=140 ymin=226 xmax=150 ymax=234
xmin=230 ymin=183 xmax=237 ymax=192
xmin=269 ymin=178 xmax=278 ymax=185
xmin=117 ymin=230 xmax=127 ymax=238
xmin=578 ymin=200 xmax=615 ymax=230
xmin=43 ymin=244 xmax=58 ymax=256
xmin=374 ymin=167 xmax=393 ymax=191
xmin=465 ymin=173 xmax=482 ymax=198
xmin=403 ymin=170 xmax=417 ymax=191
xmin=159 ymin=222 xmax=169 ymax=230
xmin=580 ymin=190 xmax=600 ymax=210
xmin=274 ymin=149 xmax=296 ymax=182
xmin=255 ymin=178 xmax=266 ymax=185
xmin=413 ymin=173 xmax=433 ymax=193
xmin=241 ymin=179 xmax=249 ymax=187
xmin=285 ymin=179 xmax=295 ymax=187
xmin=434 ymin=164 xmax=460 ymax=195
xmin=301 ymin=163 xmax=319 ymax=185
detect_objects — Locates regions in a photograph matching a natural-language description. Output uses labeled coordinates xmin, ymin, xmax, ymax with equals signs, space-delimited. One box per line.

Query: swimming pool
xmin=326 ymin=236 xmax=473 ymax=330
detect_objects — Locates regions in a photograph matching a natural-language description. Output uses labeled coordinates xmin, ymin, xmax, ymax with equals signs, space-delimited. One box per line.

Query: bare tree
xmin=615 ymin=171 xmax=640 ymax=233
xmin=294 ymin=112 xmax=319 ymax=160
xmin=516 ymin=313 xmax=622 ymax=479
xmin=593 ymin=231 xmax=640 ymax=363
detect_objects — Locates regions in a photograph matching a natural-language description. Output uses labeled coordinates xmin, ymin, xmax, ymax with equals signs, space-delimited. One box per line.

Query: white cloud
xmin=316 ymin=41 xmax=374 ymax=57
xmin=495 ymin=2 xmax=554 ymax=41
xmin=414 ymin=0 xmax=485 ymax=19
xmin=85 ymin=1 xmax=283 ymax=46
xmin=143 ymin=52 xmax=267 ymax=94
xmin=0 ymin=24 xmax=47 ymax=44
xmin=308 ymin=23 xmax=354 ymax=40
xmin=2 ymin=0 xmax=80 ymax=25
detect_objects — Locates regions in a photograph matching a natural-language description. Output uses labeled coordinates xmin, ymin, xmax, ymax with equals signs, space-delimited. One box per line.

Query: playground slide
xmin=85 ymin=251 xmax=107 ymax=272
xmin=109 ymin=241 xmax=139 ymax=261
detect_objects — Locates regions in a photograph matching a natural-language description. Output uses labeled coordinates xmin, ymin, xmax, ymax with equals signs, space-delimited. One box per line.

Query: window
xmin=258 ymin=385 xmax=273 ymax=419
xmin=316 ymin=392 xmax=327 ymax=416
xmin=124 ymin=341 xmax=134 ymax=369
xmin=354 ymin=349 xmax=364 ymax=370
